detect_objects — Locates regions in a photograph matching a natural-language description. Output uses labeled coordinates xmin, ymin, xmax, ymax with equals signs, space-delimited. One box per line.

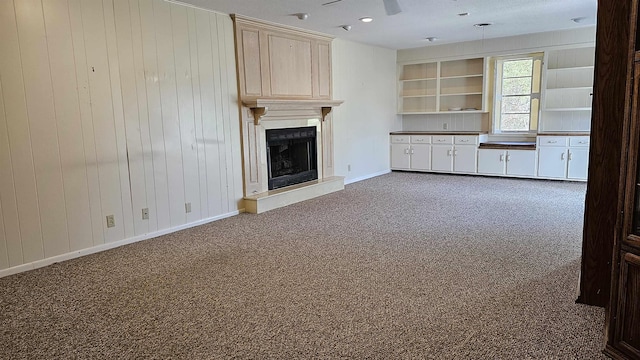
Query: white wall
xmin=398 ymin=27 xmax=596 ymax=63
xmin=398 ymin=27 xmax=596 ymax=133
xmin=0 ymin=0 xmax=242 ymax=276
xmin=332 ymin=39 xmax=399 ymax=183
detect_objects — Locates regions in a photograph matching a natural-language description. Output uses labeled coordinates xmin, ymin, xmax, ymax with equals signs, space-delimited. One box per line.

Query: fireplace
xmin=240 ymin=98 xmax=343 ymax=213
xmin=266 ymin=126 xmax=318 ymax=190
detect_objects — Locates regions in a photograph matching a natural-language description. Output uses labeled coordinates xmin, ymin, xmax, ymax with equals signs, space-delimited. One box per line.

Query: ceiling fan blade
xmin=383 ymin=0 xmax=402 ymax=15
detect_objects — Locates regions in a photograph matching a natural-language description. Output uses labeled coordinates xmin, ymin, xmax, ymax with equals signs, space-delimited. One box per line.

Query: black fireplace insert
xmin=266 ymin=126 xmax=318 ymax=190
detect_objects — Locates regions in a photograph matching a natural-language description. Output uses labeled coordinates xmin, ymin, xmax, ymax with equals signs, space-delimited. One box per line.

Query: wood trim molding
xmin=242 ymin=98 xmax=343 ymax=125
xmin=232 ymin=14 xmax=334 ymax=42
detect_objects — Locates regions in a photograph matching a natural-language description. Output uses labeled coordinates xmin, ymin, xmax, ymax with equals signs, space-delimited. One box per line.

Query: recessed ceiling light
xmin=571 ymin=16 xmax=587 ymax=23
xmin=425 ymin=37 xmax=438 ymax=42
xmin=296 ymin=13 xmax=309 ymax=20
xmin=474 ymin=23 xmax=492 ymax=27
xmin=359 ymin=17 xmax=373 ymax=23
xmin=458 ymin=12 xmax=470 ymax=16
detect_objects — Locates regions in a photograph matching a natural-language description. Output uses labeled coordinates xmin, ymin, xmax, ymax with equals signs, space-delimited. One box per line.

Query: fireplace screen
xmin=266 ymin=126 xmax=318 ymax=190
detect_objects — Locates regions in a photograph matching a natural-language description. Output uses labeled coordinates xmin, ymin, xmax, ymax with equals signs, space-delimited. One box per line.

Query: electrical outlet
xmin=443 ymin=123 xmax=448 ymax=130
xmin=106 ymin=215 xmax=115 ymax=228
xmin=142 ymin=208 xmax=149 ymax=220
xmin=185 ymin=202 xmax=191 ymax=213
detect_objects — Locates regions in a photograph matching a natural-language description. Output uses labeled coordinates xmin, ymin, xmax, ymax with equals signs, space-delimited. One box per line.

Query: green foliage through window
xmin=494 ymin=56 xmax=542 ymax=133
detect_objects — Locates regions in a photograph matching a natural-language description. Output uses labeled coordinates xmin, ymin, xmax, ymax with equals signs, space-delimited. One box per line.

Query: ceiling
xmin=175 ymin=0 xmax=598 ymax=50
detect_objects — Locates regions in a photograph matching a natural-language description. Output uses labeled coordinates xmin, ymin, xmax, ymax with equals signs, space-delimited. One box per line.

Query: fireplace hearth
xmin=266 ymin=126 xmax=318 ymax=190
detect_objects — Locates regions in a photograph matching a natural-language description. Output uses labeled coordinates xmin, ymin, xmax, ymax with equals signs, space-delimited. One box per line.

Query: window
xmin=493 ymin=55 xmax=542 ymax=133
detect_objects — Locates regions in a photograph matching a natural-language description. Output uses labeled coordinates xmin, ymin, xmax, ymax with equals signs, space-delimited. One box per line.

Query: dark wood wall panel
xmin=619 ymin=252 xmax=640 ymax=354
xmin=579 ymin=0 xmax=634 ymax=307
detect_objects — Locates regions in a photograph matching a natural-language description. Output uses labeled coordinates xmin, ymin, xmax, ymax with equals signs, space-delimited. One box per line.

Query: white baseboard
xmin=345 ymin=169 xmax=391 ymax=185
xmin=0 ymin=210 xmax=240 ymax=278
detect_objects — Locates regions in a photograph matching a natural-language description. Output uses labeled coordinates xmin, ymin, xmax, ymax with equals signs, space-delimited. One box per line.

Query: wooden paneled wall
xmin=0 ymin=0 xmax=242 ymax=274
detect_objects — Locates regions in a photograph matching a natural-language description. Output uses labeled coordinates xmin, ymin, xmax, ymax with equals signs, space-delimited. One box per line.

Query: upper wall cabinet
xmin=232 ymin=15 xmax=333 ymax=100
xmin=398 ymin=57 xmax=486 ymax=114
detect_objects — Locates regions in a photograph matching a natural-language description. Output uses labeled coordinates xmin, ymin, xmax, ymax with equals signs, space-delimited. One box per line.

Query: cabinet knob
xmin=447 ymin=149 xmax=452 ymax=156
xmin=568 ymin=152 xmax=573 ymax=161
xmin=561 ymin=152 xmax=565 ymax=160
xmin=506 ymin=154 xmax=511 ymax=161
xmin=500 ymin=154 xmax=504 ymax=162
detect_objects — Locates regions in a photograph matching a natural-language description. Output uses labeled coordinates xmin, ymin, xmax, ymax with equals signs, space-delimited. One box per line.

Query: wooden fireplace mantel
xmin=242 ymin=98 xmax=343 ymax=125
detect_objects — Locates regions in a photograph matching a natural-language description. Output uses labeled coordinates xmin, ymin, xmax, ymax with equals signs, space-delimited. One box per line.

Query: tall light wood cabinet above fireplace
xmin=233 ymin=15 xmax=332 ymax=100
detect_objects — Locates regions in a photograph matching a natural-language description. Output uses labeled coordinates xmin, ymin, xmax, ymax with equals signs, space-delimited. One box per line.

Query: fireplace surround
xmin=232 ymin=16 xmax=344 ymax=213
xmin=240 ymin=99 xmax=343 ymax=213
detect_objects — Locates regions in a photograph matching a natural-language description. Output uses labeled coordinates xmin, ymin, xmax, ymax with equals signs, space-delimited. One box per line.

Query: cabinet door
xmin=538 ymin=147 xmax=567 ymax=178
xmin=410 ymin=144 xmax=431 ymax=171
xmin=391 ymin=144 xmax=410 ymax=170
xmin=506 ymin=150 xmax=536 ymax=177
xmin=614 ymin=252 xmax=640 ymax=358
xmin=431 ymin=145 xmax=453 ymax=171
xmin=477 ymin=149 xmax=505 ymax=175
xmin=567 ymin=148 xmax=589 ymax=180
xmin=453 ymin=146 xmax=477 ymax=173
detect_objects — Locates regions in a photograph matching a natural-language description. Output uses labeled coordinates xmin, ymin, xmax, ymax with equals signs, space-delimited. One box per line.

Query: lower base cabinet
xmin=390 ymin=133 xmax=588 ymax=182
xmin=431 ymin=145 xmax=478 ymax=173
xmin=537 ymin=147 xmax=567 ymax=178
xmin=391 ymin=135 xmax=431 ymax=171
xmin=478 ymin=149 xmax=536 ymax=177
xmin=431 ymin=145 xmax=453 ymax=171
xmin=537 ymin=136 xmax=589 ymax=180
xmin=567 ymin=147 xmax=589 ymax=180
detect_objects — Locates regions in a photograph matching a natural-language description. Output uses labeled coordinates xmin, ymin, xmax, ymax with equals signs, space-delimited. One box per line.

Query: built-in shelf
xmin=401 ymin=94 xmax=437 ymax=98
xmin=440 ymin=92 xmax=483 ymax=97
xmin=400 ymin=110 xmax=487 ymax=115
xmin=400 ymin=77 xmax=437 ymax=82
xmin=440 ymin=74 xmax=483 ymax=80
xmin=542 ymin=47 xmax=595 ymax=118
xmin=543 ymin=107 xmax=592 ymax=112
xmin=398 ymin=57 xmax=486 ymax=114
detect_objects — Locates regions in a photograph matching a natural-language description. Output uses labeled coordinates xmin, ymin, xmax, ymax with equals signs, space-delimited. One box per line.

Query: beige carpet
xmin=0 ymin=172 xmax=605 ymax=359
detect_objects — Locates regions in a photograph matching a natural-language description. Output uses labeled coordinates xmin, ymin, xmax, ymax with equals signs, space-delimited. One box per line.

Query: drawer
xmin=432 ymin=135 xmax=454 ymax=145
xmin=455 ymin=135 xmax=478 ymax=145
xmin=569 ymin=136 xmax=590 ymax=147
xmin=537 ymin=136 xmax=569 ymax=147
xmin=411 ymin=135 xmax=431 ymax=144
xmin=391 ymin=135 xmax=410 ymax=144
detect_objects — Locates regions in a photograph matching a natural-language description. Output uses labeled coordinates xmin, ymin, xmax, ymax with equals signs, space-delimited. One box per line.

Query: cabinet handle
xmin=410 ymin=148 xmax=415 ymax=155
xmin=568 ymin=151 xmax=573 ymax=161
xmin=561 ymin=152 xmax=565 ymax=160
xmin=506 ymin=154 xmax=511 ymax=161
xmin=454 ymin=149 xmax=458 ymax=156
xmin=579 ymin=141 xmax=588 ymax=144
xmin=404 ymin=148 xmax=409 ymax=154
xmin=437 ymin=139 xmax=445 ymax=142
xmin=459 ymin=139 xmax=469 ymax=142
xmin=548 ymin=140 xmax=558 ymax=144
xmin=447 ymin=149 xmax=452 ymax=156
xmin=499 ymin=154 xmax=504 ymax=162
